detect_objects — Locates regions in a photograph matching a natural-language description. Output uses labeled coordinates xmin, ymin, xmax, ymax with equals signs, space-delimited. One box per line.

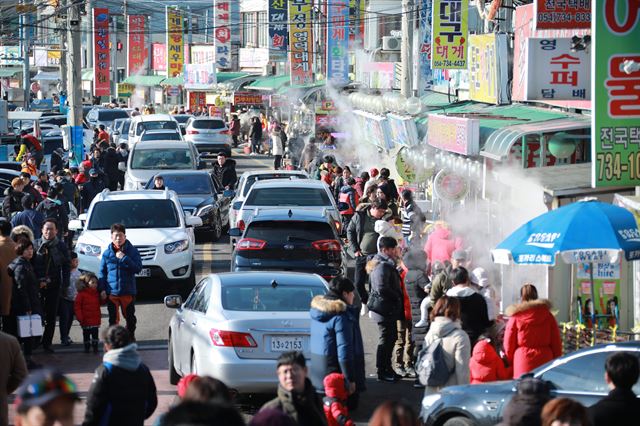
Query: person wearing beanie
xmin=322 ymin=373 xmax=354 ymax=426
xmin=14 ymin=368 xmax=79 ymax=426
xmin=364 ymin=168 xmax=380 ymax=196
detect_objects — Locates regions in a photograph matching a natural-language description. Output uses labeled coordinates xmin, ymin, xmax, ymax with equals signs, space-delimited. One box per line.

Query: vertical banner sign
xmin=166 ymin=7 xmax=184 ymax=77
xmin=431 ymin=0 xmax=468 ymax=69
xmin=417 ymin=0 xmax=433 ymax=94
xmin=214 ymin=1 xmax=231 ymax=69
xmin=593 ymin=1 xmax=640 ymax=187
xmin=327 ymin=0 xmax=349 ymax=84
xmin=289 ymin=0 xmax=314 ymax=85
xmin=535 ymin=0 xmax=591 ymax=30
xmin=269 ymin=0 xmax=289 ymax=55
xmin=93 ymin=8 xmax=110 ymax=97
xmin=127 ymin=15 xmax=146 ymax=76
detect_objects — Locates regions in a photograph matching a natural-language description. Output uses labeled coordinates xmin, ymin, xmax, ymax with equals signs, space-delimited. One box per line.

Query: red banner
xmin=93 ymin=8 xmax=110 ymax=97
xmin=534 ymin=0 xmax=591 ymax=30
xmin=127 ymin=15 xmax=145 ymax=76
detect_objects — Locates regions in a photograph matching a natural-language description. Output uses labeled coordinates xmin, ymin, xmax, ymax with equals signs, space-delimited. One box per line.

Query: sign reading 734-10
xmin=592 ymin=1 xmax=640 ymax=187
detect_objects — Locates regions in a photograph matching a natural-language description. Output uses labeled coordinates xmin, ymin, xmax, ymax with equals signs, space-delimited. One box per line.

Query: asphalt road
xmin=33 ymin=151 xmax=423 ymax=425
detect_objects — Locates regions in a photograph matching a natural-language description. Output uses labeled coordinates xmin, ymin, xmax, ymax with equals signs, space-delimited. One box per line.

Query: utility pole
xmin=66 ymin=0 xmax=83 ymax=127
xmin=400 ymin=0 xmax=414 ymax=98
xmin=20 ymin=0 xmax=31 ymax=110
xmin=59 ymin=11 xmax=68 ymax=104
xmin=86 ymin=0 xmax=93 ymax=69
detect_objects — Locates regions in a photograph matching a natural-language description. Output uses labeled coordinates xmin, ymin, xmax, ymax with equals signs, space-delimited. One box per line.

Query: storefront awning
xmin=277 ymin=79 xmax=326 ymax=94
xmin=420 ymin=91 xmax=457 ymax=108
xmin=246 ymin=75 xmax=290 ymax=91
xmin=122 ymin=75 xmax=166 ymax=87
xmin=81 ymin=68 xmax=94 ymax=81
xmin=32 ymin=71 xmax=60 ymax=81
xmin=218 ymin=72 xmax=251 ymax=83
xmin=161 ymin=76 xmax=183 ymax=86
xmin=0 ymin=67 xmax=22 ymax=78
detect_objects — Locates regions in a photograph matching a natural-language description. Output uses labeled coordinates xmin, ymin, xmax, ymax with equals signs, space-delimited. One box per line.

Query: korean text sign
xmin=592 ymin=1 xmax=640 ymax=187
xmin=166 ymin=7 xmax=184 ymax=77
xmin=468 ymin=33 xmax=509 ymax=104
xmin=184 ymin=63 xmax=217 ymax=90
xmin=289 ymin=0 xmax=314 ymax=85
xmin=327 ymin=0 xmax=349 ymax=84
xmin=127 ymin=15 xmax=145 ymax=76
xmin=152 ymin=43 xmax=166 ymax=71
xmin=427 ymin=114 xmax=480 ymax=155
xmin=93 ymin=8 xmax=110 ymax=97
xmin=431 ymin=0 xmax=468 ymax=69
xmin=269 ymin=0 xmax=288 ymax=53
xmin=214 ymin=0 xmax=231 ymax=69
xmin=535 ymin=0 xmax=591 ymax=30
xmin=525 ymin=38 xmax=590 ymax=101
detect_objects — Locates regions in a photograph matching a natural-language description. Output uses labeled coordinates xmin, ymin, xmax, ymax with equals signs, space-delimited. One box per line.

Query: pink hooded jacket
xmin=424 ymin=225 xmax=463 ymax=263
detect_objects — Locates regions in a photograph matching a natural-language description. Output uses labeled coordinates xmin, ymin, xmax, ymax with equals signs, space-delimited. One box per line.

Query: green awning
xmin=161 ymin=76 xmax=183 ymax=86
xmin=81 ymin=68 xmax=93 ymax=81
xmin=247 ymin=75 xmax=290 ymax=91
xmin=218 ymin=72 xmax=251 ymax=83
xmin=0 ymin=67 xmax=22 ymax=78
xmin=277 ymin=79 xmax=326 ymax=94
xmin=122 ymin=75 xmax=166 ymax=87
xmin=420 ymin=91 xmax=457 ymax=108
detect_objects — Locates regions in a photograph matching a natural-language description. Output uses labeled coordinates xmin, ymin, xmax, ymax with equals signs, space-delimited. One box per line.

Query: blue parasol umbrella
xmin=491 ymin=199 xmax=640 ymax=327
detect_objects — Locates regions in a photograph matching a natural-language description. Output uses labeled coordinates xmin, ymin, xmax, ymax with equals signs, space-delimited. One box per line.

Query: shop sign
xmin=431 ymin=0 xmax=468 ymax=69
xmin=593 ymin=0 xmax=640 ymax=187
xmin=289 ymin=0 xmax=314 ymax=85
xmin=354 ymin=111 xmax=393 ymax=150
xmin=214 ymin=0 xmax=231 ymax=69
xmin=152 ymin=43 xmax=166 ymax=71
xmin=188 ymin=91 xmax=207 ymax=112
xmin=117 ymin=83 xmax=135 ymax=98
xmin=166 ymin=7 xmax=184 ymax=78
xmin=468 ymin=33 xmax=509 ymax=104
xmin=239 ymin=48 xmax=269 ymax=68
xmin=233 ymin=92 xmax=263 ymax=106
xmin=184 ymin=63 xmax=217 ymax=90
xmin=93 ymin=8 xmax=110 ymax=97
xmin=512 ymin=3 xmax=589 ymax=108
xmin=362 ymin=62 xmax=398 ymax=90
xmin=316 ymin=114 xmax=340 ymax=128
xmin=427 ymin=114 xmax=480 ymax=155
xmin=269 ymin=0 xmax=288 ymax=53
xmin=326 ymin=0 xmax=349 ymax=85
xmin=127 ymin=15 xmax=145 ymax=76
xmin=415 ymin=0 xmax=433 ymax=94
xmin=191 ymin=45 xmax=215 ymax=65
xmin=525 ymin=38 xmax=590 ymax=101
xmin=0 ymin=46 xmax=21 ymax=65
xmin=387 ymin=114 xmax=419 ymax=147
xmin=270 ymin=95 xmax=287 ymax=108
xmin=535 ymin=0 xmax=591 ymax=30
xmin=433 ymin=169 xmax=469 ymax=202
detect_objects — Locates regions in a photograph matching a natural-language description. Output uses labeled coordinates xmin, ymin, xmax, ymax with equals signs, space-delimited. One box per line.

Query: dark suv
xmin=229 ymin=208 xmax=347 ymax=281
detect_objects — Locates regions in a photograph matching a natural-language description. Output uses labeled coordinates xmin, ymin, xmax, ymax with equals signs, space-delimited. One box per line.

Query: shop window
xmin=258 ymin=12 xmax=268 ymax=48
xmin=242 ymin=12 xmax=257 ymax=47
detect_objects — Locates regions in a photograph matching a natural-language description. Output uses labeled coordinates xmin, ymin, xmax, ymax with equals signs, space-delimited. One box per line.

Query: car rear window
xmin=97 ymin=110 xmax=129 ymax=121
xmin=136 ymin=121 xmax=179 ymax=135
xmin=245 ymin=221 xmax=335 ymax=241
xmin=147 ymin=174 xmax=212 ymax=194
xmin=245 ymin=187 xmax=330 ymax=207
xmin=141 ymin=132 xmax=181 ymax=141
xmin=242 ymin=174 xmax=308 ymax=196
xmin=130 ymin=148 xmax=194 ymax=169
xmin=87 ymin=199 xmax=179 ymax=230
xmin=191 ymin=119 xmax=226 ymax=130
xmin=221 ymin=285 xmax=326 ymax=311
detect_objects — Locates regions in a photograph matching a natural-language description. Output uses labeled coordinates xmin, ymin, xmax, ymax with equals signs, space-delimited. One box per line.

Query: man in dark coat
xmin=80 ymin=169 xmax=107 ymax=211
xmin=211 ymin=152 xmax=237 ymax=190
xmin=102 ymin=145 xmax=120 ymax=191
xmin=588 ymin=352 xmax=640 ymax=426
xmin=445 ymin=267 xmax=491 ymax=345
xmin=36 ymin=187 xmax=69 ymax=238
xmin=11 ymin=194 xmax=45 ymax=240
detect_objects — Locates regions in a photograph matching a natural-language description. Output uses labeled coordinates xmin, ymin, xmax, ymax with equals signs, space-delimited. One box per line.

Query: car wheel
xmin=443 ymin=416 xmax=475 ymax=426
xmin=168 ymin=335 xmax=181 ymax=385
xmin=212 ymin=212 xmax=222 ymax=241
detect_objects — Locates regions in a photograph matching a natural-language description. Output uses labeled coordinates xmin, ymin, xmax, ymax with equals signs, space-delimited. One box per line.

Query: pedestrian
xmin=14 ymin=368 xmax=79 ymax=426
xmin=332 ymin=166 xmax=352 ymax=200
xmin=392 ymin=254 xmax=416 ymax=380
xmin=21 ymin=156 xmax=38 ymax=177
xmin=403 ymin=248 xmax=431 ymax=329
xmin=0 ymin=330 xmax=27 ymax=426
xmin=363 ymin=168 xmax=379 ymax=196
xmin=116 ymin=143 xmax=128 ymax=190
xmin=152 ymin=175 xmax=166 ymax=190
xmin=74 ymin=273 xmax=102 ymax=354
xmin=16 ymin=130 xmax=44 ymax=169
xmin=102 ymin=144 xmax=120 ymax=191
xmin=313 ymin=155 xmax=335 ymax=181
xmin=50 ymin=148 xmax=65 ymax=174
xmin=97 ymin=125 xmax=110 ymax=145
xmin=309 ymin=277 xmax=365 ymax=408
xmin=271 ymin=125 xmax=284 ymax=169
xmin=98 ymin=223 xmax=142 ymax=341
xmin=423 ymin=221 xmax=463 ymax=265
xmin=229 ymin=114 xmax=241 ymax=148
xmin=354 ymin=171 xmax=368 ymax=197
xmin=355 ymin=184 xmax=377 ymax=212
xmin=80 ymin=168 xmax=106 ymax=211
xmin=55 ymin=170 xmax=80 ymax=214
xmin=2 ymin=177 xmax=26 ymax=219
xmin=337 ymin=177 xmax=358 ymax=232
xmin=259 ymin=351 xmax=326 ymax=426
xmin=504 ymin=283 xmax=562 ymax=378
xmin=58 ymin=252 xmax=80 ymax=347
xmin=346 ymin=199 xmax=390 ymax=306
xmin=588 ymin=352 xmax=640 ymax=426
xmin=469 ymin=267 xmax=499 ymax=321
xmin=430 ymin=249 xmax=467 ymax=308
xmin=541 ymin=398 xmax=590 ymax=426
xmin=21 ymin=174 xmax=44 ymax=206
xmin=83 ymin=325 xmax=157 ymax=426
xmin=377 ymin=168 xmax=399 ymax=204
xmin=211 ymin=152 xmax=238 ymax=190
xmin=368 ymin=400 xmax=420 ymax=426
xmin=10 ymin=195 xmax=44 ymax=242
xmin=445 ymin=267 xmax=491 ymax=346
xmin=400 ymin=189 xmax=426 ymax=247
xmin=366 ymin=236 xmax=404 ymax=382
xmin=422 ymin=296 xmax=471 ymax=393
xmin=0 ymin=219 xmax=15 ymax=334
xmin=249 ymin=117 xmax=263 ymax=154
xmin=498 ymin=377 xmax=552 ymax=426
xmin=37 ymin=172 xmax=50 ymax=194
xmin=36 ymin=187 xmax=68 ymax=241
xmin=322 ymin=373 xmax=354 ymax=426
xmin=469 ymin=336 xmax=512 ymax=384
xmin=160 ymin=401 xmax=244 ymax=426
xmin=33 ymin=219 xmax=71 ymax=353
xmin=249 ymin=408 xmax=295 ymax=426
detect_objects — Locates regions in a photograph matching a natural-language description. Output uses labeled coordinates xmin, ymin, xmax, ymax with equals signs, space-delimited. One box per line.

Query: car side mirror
xmin=68 ymin=219 xmax=83 ymax=231
xmin=232 ymin=201 xmax=242 ymax=210
xmin=186 ymin=215 xmax=203 ymax=227
xmin=228 ymin=228 xmax=242 ymax=237
xmin=223 ymin=189 xmax=235 ymax=198
xmin=164 ymin=294 xmax=182 ymax=308
xmin=112 ymin=130 xmax=120 ymax=136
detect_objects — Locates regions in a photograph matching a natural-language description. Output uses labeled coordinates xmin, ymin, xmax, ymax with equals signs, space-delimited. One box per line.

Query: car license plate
xmin=270 ymin=336 xmax=304 ymax=352
xmin=136 ymin=268 xmax=150 ymax=278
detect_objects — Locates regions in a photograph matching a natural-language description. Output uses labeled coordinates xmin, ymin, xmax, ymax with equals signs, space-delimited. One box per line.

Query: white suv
xmin=69 ymin=189 xmax=202 ymax=291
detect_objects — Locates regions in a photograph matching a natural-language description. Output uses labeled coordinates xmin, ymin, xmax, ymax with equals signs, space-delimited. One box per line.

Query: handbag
xmin=17 ymin=314 xmax=43 ymax=337
xmin=367 ymin=290 xmax=390 ymax=315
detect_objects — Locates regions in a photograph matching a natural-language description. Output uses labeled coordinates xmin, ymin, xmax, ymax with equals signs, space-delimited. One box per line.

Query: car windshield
xmin=246 ymin=221 xmax=334 ymax=241
xmin=242 ymin=174 xmax=307 ymax=196
xmin=131 ymin=148 xmax=194 ymax=170
xmin=137 ymin=121 xmax=178 ymax=135
xmin=97 ymin=110 xmax=129 ymax=121
xmin=141 ymin=132 xmax=181 ymax=141
xmin=147 ymin=174 xmax=212 ymax=194
xmin=222 ymin=284 xmax=326 ymax=311
xmin=87 ymin=199 xmax=180 ymax=229
xmin=191 ymin=119 xmax=226 ymax=130
xmin=245 ymin=187 xmax=331 ymax=207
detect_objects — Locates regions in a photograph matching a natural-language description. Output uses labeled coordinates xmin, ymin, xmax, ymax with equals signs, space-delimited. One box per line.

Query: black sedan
xmin=145 ymin=170 xmax=232 ymax=241
xmin=420 ymin=341 xmax=640 ymax=426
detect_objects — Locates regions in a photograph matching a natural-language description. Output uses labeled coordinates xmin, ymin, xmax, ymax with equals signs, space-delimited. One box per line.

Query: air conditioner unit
xmin=382 ymin=36 xmax=401 ymax=51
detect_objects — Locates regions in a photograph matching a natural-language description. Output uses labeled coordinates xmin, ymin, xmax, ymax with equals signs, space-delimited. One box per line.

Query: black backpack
xmin=415 ymin=337 xmax=454 ymax=387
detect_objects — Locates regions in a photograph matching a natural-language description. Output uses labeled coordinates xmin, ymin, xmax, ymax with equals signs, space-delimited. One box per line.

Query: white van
xmin=128 ymin=114 xmax=179 ymax=145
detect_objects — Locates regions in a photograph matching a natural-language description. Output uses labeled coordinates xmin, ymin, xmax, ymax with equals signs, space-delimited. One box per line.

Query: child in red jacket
xmin=323 ymin=373 xmax=354 ymax=426
xmin=469 ymin=337 xmax=512 ymax=384
xmin=74 ymin=272 xmax=102 ymax=354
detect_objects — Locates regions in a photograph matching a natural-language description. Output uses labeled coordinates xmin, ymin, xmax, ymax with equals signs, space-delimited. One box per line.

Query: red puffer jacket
xmin=74 ymin=285 xmax=102 ymax=327
xmin=323 ymin=373 xmax=354 ymax=426
xmin=469 ymin=339 xmax=512 ymax=384
xmin=504 ymin=299 xmax=562 ymax=378
xmin=399 ymin=265 xmax=412 ymax=322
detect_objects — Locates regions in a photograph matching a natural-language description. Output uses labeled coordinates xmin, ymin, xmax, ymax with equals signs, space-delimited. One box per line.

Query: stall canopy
xmin=0 ymin=67 xmax=22 ymax=78
xmin=122 ymin=75 xmax=166 ymax=87
xmin=81 ymin=68 xmax=93 ymax=81
xmin=247 ymin=75 xmax=290 ymax=91
xmin=277 ymin=79 xmax=326 ymax=94
xmin=32 ymin=71 xmax=60 ymax=81
xmin=420 ymin=91 xmax=456 ymax=108
xmin=161 ymin=76 xmax=183 ymax=86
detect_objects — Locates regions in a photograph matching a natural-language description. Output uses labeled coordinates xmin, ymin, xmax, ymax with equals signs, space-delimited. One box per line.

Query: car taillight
xmin=209 ymin=329 xmax=257 ymax=347
xmin=187 ymin=129 xmax=199 ymax=135
xmin=236 ymin=238 xmax=266 ymax=250
xmin=237 ymin=220 xmax=246 ymax=231
xmin=312 ymin=239 xmax=341 ymax=251
xmin=334 ymin=220 xmax=341 ymax=232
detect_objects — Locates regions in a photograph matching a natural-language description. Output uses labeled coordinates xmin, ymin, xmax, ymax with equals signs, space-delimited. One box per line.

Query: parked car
xmin=111 ymin=118 xmax=131 ymax=146
xmin=173 ymin=114 xmax=193 ymax=134
xmin=145 ymin=170 xmax=232 ymax=240
xmin=124 ymin=140 xmax=201 ymax=190
xmin=230 ymin=170 xmax=309 ymax=228
xmin=420 ymin=341 xmax=640 ymax=426
xmin=86 ymin=108 xmax=130 ymax=131
xmin=184 ymin=117 xmax=232 ymax=157
xmin=230 ymin=208 xmax=347 ymax=281
xmin=69 ymin=189 xmax=202 ymax=292
xmin=128 ymin=114 xmax=180 ymax=145
xmin=139 ymin=129 xmax=184 ymax=142
xmin=164 ymin=271 xmax=328 ymax=392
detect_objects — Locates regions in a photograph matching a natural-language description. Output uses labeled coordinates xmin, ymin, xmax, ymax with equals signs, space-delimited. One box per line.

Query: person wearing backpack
xmin=16 ymin=130 xmax=44 ymax=169
xmin=420 ymin=296 xmax=470 ymax=394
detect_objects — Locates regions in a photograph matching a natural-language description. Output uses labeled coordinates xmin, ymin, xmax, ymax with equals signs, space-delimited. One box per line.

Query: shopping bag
xmin=30 ymin=314 xmax=43 ymax=337
xmin=16 ymin=314 xmax=43 ymax=337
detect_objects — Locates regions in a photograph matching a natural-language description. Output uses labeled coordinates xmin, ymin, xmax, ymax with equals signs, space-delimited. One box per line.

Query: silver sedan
xmin=165 ymin=271 xmax=327 ymax=394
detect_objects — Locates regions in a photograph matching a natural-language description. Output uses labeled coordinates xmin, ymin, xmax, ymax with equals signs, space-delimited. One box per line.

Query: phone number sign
xmin=592 ymin=1 xmax=640 ymax=187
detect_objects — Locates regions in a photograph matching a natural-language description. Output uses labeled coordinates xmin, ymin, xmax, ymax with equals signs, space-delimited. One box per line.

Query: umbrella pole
xmin=590 ymin=262 xmax=596 ymax=331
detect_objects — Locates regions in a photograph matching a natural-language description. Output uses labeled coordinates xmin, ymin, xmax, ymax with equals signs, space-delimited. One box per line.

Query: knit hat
xmin=369 ymin=167 xmax=379 ymax=177
xmin=15 ymin=368 xmax=79 ymax=412
xmin=177 ymin=374 xmax=199 ymax=399
xmin=470 ymin=267 xmax=489 ymax=287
